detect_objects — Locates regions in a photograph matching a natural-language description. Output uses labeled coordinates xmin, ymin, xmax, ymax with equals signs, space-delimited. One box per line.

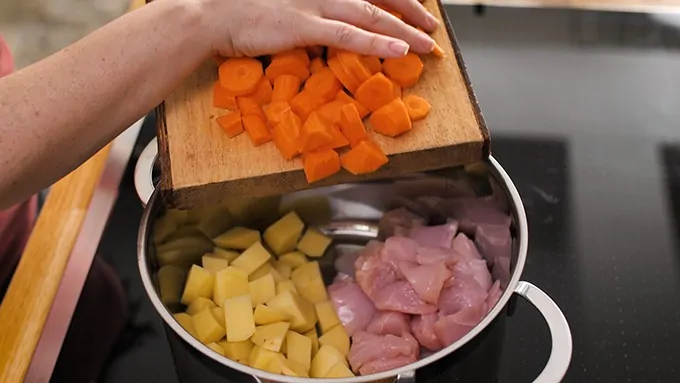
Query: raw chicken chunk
xmin=374 ymin=281 xmax=438 ymax=315
xmin=485 ymin=280 xmax=503 ymax=313
xmin=407 ymin=221 xmax=458 ymax=249
xmin=439 ymin=275 xmax=488 ymax=316
xmin=448 ymin=199 xmax=512 ymax=236
xmin=328 ymin=273 xmax=376 ymax=336
xmin=434 ymin=304 xmax=486 ymax=345
xmin=380 ymin=236 xmax=420 ymax=270
xmin=474 ymin=224 xmax=512 ymax=270
xmin=348 ymin=331 xmax=419 ymax=375
xmin=411 ymin=312 xmax=443 ymax=352
xmin=398 ymin=261 xmax=452 ymax=304
xmin=378 ymin=208 xmax=426 ymax=238
xmin=451 ymin=232 xmax=483 ymax=261
xmin=366 ymin=311 xmax=411 ymax=337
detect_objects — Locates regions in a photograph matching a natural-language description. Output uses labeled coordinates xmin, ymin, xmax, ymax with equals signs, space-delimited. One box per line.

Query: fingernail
xmin=427 ymin=12 xmax=439 ymax=29
xmin=419 ymin=32 xmax=436 ymax=52
xmin=389 ymin=40 xmax=410 ymax=56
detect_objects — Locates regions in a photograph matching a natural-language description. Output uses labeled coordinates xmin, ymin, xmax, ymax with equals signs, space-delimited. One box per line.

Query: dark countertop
xmin=60 ymin=5 xmax=680 ymax=383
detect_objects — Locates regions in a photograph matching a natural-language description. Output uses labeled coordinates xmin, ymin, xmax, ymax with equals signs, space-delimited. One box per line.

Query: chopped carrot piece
xmin=264 ymin=101 xmax=292 ymax=126
xmin=266 ymin=55 xmax=310 ymax=83
xmin=369 ymin=98 xmax=412 ymax=137
xmin=236 ymin=97 xmax=265 ymax=119
xmin=354 ymin=73 xmax=396 ymax=112
xmin=431 ymin=43 xmax=445 ymax=58
xmin=309 ymin=57 xmax=326 ymax=74
xmin=362 ymin=56 xmax=382 ymax=75
xmin=337 ymin=51 xmax=372 ymax=84
xmin=213 ymin=81 xmax=238 ymax=110
xmin=316 ymin=101 xmax=345 ymax=125
xmin=271 ymin=74 xmax=302 ymax=102
xmin=297 ymin=112 xmax=334 ymax=153
xmin=326 ymin=47 xmax=339 ymax=60
xmin=273 ymin=49 xmax=310 ymax=67
xmin=338 ymin=103 xmax=369 ymax=147
xmin=304 ymin=67 xmax=342 ymax=102
xmin=327 ymin=57 xmax=361 ymax=94
xmin=216 ymin=110 xmax=244 ymax=138
xmin=341 ymin=139 xmax=389 ymax=175
xmin=272 ymin=109 xmax=302 ymax=160
xmin=334 ymin=90 xmax=370 ymax=119
xmin=391 ymin=79 xmax=402 ymax=99
xmin=242 ymin=114 xmax=272 ymax=146
xmin=382 ymin=53 xmax=424 ymax=89
xmin=315 ymin=125 xmax=350 ymax=152
xmin=218 ymin=57 xmax=264 ymax=96
xmin=303 ymin=149 xmax=341 ymax=183
xmin=289 ymin=90 xmax=326 ymax=121
xmin=247 ymin=77 xmax=273 ymax=106
xmin=402 ymin=94 xmax=431 ymax=121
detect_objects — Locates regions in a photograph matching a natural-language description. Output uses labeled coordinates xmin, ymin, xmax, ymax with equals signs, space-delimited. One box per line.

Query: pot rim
xmin=137 ymin=156 xmax=529 ymax=383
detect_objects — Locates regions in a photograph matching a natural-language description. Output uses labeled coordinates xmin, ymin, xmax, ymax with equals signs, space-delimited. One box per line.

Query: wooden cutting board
xmin=156 ymin=0 xmax=489 ymax=209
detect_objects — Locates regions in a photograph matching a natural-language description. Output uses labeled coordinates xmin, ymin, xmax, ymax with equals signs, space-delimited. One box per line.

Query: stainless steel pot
xmin=135 ymin=138 xmax=573 ymax=383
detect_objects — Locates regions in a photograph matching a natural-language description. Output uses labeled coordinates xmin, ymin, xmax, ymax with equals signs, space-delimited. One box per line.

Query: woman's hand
xmin=198 ymin=0 xmax=439 ymax=59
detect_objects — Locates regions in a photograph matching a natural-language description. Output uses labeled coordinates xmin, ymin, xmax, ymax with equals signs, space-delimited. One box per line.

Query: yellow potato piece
xmin=314 ymin=301 xmax=341 ymax=334
xmin=285 ymin=331 xmax=312 ymax=372
xmin=275 ymin=280 xmax=298 ymax=295
xmin=153 ymin=212 xmax=184 ymax=245
xmin=310 ymin=345 xmax=347 ymax=378
xmin=173 ymin=313 xmax=198 ymax=339
xmin=213 ymin=267 xmax=249 ymax=307
xmin=192 ymin=308 xmax=226 ymax=344
xmin=296 ymin=228 xmax=332 ymax=258
xmin=281 ymin=358 xmax=310 ymax=377
xmin=278 ymin=251 xmax=308 ymax=270
xmin=318 ymin=324 xmax=350 ymax=356
xmin=273 ymin=261 xmax=293 ymax=280
xmin=252 ymin=321 xmax=291 ymax=352
xmin=181 ymin=265 xmax=215 ymax=305
xmin=202 ymin=255 xmax=229 ymax=273
xmin=290 ymin=261 xmax=328 ymax=304
xmin=210 ymin=307 xmax=226 ymax=327
xmin=304 ymin=329 xmax=319 ymax=358
xmin=266 ymin=290 xmax=317 ymax=333
xmin=213 ymin=226 xmax=261 ymax=250
xmin=263 ymin=211 xmax=305 ymax=255
xmin=186 ymin=297 xmax=216 ymax=315
xmin=213 ymin=247 xmax=239 ymax=262
xmin=253 ymin=304 xmax=289 ymax=325
xmin=207 ymin=342 xmax=226 ymax=356
xmin=219 ymin=339 xmax=254 ymax=364
xmin=249 ymin=263 xmax=284 ymax=282
xmin=249 ymin=346 xmax=284 ymax=373
xmin=157 ymin=265 xmax=187 ymax=306
xmin=224 ymin=294 xmax=256 ymax=342
xmin=231 ymin=242 xmax=272 ymax=276
xmin=249 ymin=273 xmax=276 ymax=307
xmin=325 ymin=362 xmax=354 ymax=378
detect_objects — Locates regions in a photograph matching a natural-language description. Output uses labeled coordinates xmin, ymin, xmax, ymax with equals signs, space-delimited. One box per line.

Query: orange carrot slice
xmin=362 ymin=56 xmax=382 ymax=75
xmin=354 ymin=73 xmax=396 ymax=112
xmin=341 ymin=139 xmax=389 ymax=175
xmin=304 ymin=67 xmax=342 ymax=102
xmin=213 ymin=81 xmax=238 ymax=110
xmin=391 ymin=79 xmax=402 ymax=99
xmin=297 ymin=112 xmax=334 ymax=153
xmin=369 ymin=98 xmax=412 ymax=137
xmin=273 ymin=49 xmax=310 ymax=67
xmin=316 ymin=100 xmax=345 ymax=125
xmin=315 ymin=125 xmax=350 ymax=152
xmin=248 ymin=77 xmax=273 ymax=106
xmin=218 ymin=57 xmax=264 ymax=96
xmin=382 ymin=53 xmax=424 ymax=89
xmin=290 ymin=90 xmax=326 ymax=121
xmin=402 ymin=94 xmax=431 ymax=121
xmin=334 ymin=90 xmax=370 ymax=119
xmin=309 ymin=57 xmax=326 ymax=74
xmin=242 ymin=114 xmax=272 ymax=146
xmin=216 ymin=110 xmax=244 ymax=138
xmin=266 ymin=55 xmax=310 ymax=83
xmin=337 ymin=51 xmax=372 ymax=84
xmin=338 ymin=103 xmax=369 ymax=147
xmin=236 ymin=97 xmax=265 ymax=119
xmin=327 ymin=57 xmax=361 ymax=94
xmin=271 ymin=74 xmax=302 ymax=102
xmin=264 ymin=100 xmax=292 ymax=126
xmin=272 ymin=109 xmax=302 ymax=160
xmin=431 ymin=43 xmax=445 ymax=58
xmin=327 ymin=47 xmax=339 ymax=60
xmin=303 ymin=149 xmax=341 ymax=183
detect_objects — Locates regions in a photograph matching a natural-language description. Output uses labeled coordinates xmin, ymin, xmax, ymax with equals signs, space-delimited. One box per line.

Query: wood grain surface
xmin=442 ymin=0 xmax=680 ymax=13
xmin=158 ymin=0 xmax=489 ymax=209
xmin=0 ymin=1 xmax=145 ymax=381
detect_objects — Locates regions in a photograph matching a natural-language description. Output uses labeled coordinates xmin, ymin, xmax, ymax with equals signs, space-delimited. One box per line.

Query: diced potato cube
xmin=286 ymin=331 xmax=312 ymax=372
xmin=202 ymin=255 xmax=229 ymax=273
xmin=290 ymin=261 xmax=328 ymax=304
xmin=278 ymin=251 xmax=308 ymax=270
xmin=191 ymin=308 xmax=226 ymax=344
xmin=231 ymin=242 xmax=272 ymax=276
xmin=254 ymin=304 xmax=289 ymax=325
xmin=318 ymin=324 xmax=350 ymax=356
xmin=325 ymin=362 xmax=354 ymax=378
xmin=207 ymin=342 xmax=225 ymax=356
xmin=276 ymin=280 xmax=298 ymax=295
xmin=153 ymin=212 xmax=184 ymax=245
xmin=273 ymin=262 xmax=292 ymax=279
xmin=219 ymin=339 xmax=254 ymax=363
xmin=310 ymin=345 xmax=347 ymax=378
xmin=213 ymin=267 xmax=249 ymax=307
xmin=249 ymin=273 xmax=276 ymax=307
xmin=224 ymin=295 xmax=256 ymax=342
xmin=213 ymin=247 xmax=239 ymax=262
xmin=266 ymin=290 xmax=317 ymax=333
xmin=252 ymin=322 xmax=291 ymax=352
xmin=281 ymin=359 xmax=310 ymax=377
xmin=249 ymin=346 xmax=284 ymax=373
xmin=249 ymin=262 xmax=273 ymax=281
xmin=157 ymin=265 xmax=187 ymax=306
xmin=181 ymin=265 xmax=215 ymax=305
xmin=296 ymin=228 xmax=332 ymax=258
xmin=314 ymin=301 xmax=341 ymax=334
xmin=213 ymin=226 xmax=261 ymax=250
xmin=304 ymin=329 xmax=319 ymax=358
xmin=173 ymin=313 xmax=198 ymax=338
xmin=210 ymin=307 xmax=226 ymax=327
xmin=263 ymin=211 xmax=305 ymax=255
xmin=186 ymin=297 xmax=216 ymax=315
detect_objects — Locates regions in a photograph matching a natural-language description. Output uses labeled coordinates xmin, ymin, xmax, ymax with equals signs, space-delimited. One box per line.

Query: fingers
xmin=371 ymin=0 xmax=439 ymax=33
xmin=308 ymin=19 xmax=411 ymax=58
xmin=321 ymin=0 xmax=435 ymax=54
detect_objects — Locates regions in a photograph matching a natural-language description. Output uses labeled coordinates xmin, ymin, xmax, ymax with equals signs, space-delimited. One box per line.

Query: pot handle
xmin=134 ymin=137 xmax=158 ymax=207
xmin=514 ymin=281 xmax=573 ymax=383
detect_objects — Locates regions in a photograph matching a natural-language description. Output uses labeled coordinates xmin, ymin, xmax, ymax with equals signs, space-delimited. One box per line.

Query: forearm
xmin=0 ymin=0 xmax=210 ymax=208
